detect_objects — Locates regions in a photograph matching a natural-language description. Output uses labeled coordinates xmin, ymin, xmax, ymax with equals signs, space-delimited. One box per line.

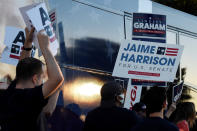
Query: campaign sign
xmin=26 ymin=3 xmax=59 ymax=56
xmin=173 ymin=82 xmax=184 ymax=102
xmin=112 ymin=40 xmax=184 ymax=82
xmin=131 ymin=79 xmax=166 ymax=86
xmin=19 ymin=3 xmax=40 ymax=49
xmin=49 ymin=9 xmax=58 ymax=39
xmin=0 ymin=26 xmax=35 ymax=66
xmin=124 ymin=79 xmax=142 ymax=110
xmin=132 ymin=13 xmax=166 ymax=43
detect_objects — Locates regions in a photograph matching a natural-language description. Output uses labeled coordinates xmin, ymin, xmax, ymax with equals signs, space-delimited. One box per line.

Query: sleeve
xmin=176 ymin=121 xmax=189 ymax=131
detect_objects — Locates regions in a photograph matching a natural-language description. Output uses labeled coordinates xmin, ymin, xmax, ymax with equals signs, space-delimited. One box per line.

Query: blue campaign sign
xmin=131 ymin=79 xmax=166 ymax=86
xmin=132 ymin=13 xmax=166 ymax=43
xmin=173 ymin=82 xmax=184 ymax=102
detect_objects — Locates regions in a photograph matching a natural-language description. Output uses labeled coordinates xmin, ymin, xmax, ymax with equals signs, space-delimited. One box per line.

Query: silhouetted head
xmin=133 ymin=102 xmax=146 ymax=118
xmin=173 ymin=102 xmax=196 ymax=128
xmin=16 ymin=57 xmax=44 ymax=87
xmin=143 ymin=86 xmax=167 ymax=116
xmin=100 ymin=81 xmax=124 ymax=107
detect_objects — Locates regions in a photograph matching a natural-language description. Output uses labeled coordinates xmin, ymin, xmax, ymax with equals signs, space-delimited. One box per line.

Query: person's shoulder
xmin=117 ymin=107 xmax=138 ymax=116
xmin=160 ymin=118 xmax=179 ymax=131
xmin=131 ymin=118 xmax=178 ymax=131
xmin=86 ymin=107 xmax=101 ymax=116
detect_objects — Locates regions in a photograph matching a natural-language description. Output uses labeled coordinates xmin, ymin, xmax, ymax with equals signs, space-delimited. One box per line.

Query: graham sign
xmin=132 ymin=13 xmax=166 ymax=43
xmin=112 ymin=40 xmax=184 ymax=82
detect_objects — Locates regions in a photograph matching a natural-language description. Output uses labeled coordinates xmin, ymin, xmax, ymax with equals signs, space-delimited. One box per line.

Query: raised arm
xmin=20 ymin=27 xmax=35 ymax=60
xmin=37 ymin=30 xmax=64 ymax=99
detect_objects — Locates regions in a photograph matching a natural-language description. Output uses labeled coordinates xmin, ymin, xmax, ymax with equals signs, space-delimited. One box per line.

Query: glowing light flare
xmin=74 ymin=82 xmax=101 ymax=97
xmin=63 ymin=78 xmax=104 ymax=108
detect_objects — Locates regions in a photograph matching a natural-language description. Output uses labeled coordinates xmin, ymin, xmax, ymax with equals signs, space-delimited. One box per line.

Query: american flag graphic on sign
xmin=49 ymin=12 xmax=56 ymax=23
xmin=165 ymin=48 xmax=179 ymax=56
xmin=157 ymin=47 xmax=179 ymax=56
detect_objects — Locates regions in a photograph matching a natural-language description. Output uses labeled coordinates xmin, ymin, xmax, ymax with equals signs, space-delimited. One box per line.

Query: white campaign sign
xmin=19 ymin=3 xmax=40 ymax=49
xmin=26 ymin=3 xmax=59 ymax=56
xmin=112 ymin=40 xmax=184 ymax=82
xmin=0 ymin=26 xmax=35 ymax=66
xmin=124 ymin=79 xmax=142 ymax=110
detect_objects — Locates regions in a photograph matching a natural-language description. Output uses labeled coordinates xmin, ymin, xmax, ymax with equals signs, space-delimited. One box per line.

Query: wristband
xmin=22 ymin=46 xmax=33 ymax=51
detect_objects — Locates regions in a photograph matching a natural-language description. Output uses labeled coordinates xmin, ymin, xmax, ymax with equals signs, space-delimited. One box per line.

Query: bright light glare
xmin=74 ymin=82 xmax=101 ymax=97
xmin=63 ymin=78 xmax=104 ymax=107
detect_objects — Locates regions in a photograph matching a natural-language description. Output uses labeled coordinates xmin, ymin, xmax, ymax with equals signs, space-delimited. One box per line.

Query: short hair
xmin=100 ymin=81 xmax=123 ymax=101
xmin=133 ymin=102 xmax=146 ymax=112
xmin=172 ymin=102 xmax=196 ymax=127
xmin=16 ymin=57 xmax=43 ymax=82
xmin=143 ymin=86 xmax=167 ymax=115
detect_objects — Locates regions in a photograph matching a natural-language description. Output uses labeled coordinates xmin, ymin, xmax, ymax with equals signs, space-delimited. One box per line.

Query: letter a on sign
xmin=124 ymin=79 xmax=142 ymax=110
xmin=39 ymin=7 xmax=50 ymax=26
xmin=12 ymin=31 xmax=25 ymax=45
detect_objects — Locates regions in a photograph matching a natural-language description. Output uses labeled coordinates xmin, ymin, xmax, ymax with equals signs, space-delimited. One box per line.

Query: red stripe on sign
xmin=132 ymin=79 xmax=164 ymax=82
xmin=51 ymin=18 xmax=55 ymax=22
xmin=51 ymin=15 xmax=55 ymax=19
xmin=50 ymin=36 xmax=56 ymax=43
xmin=166 ymin=51 xmax=178 ymax=53
xmin=10 ymin=54 xmax=20 ymax=59
xmin=165 ymin=54 xmax=177 ymax=56
xmin=128 ymin=71 xmax=160 ymax=77
xmin=49 ymin=12 xmax=55 ymax=16
xmin=167 ymin=48 xmax=178 ymax=50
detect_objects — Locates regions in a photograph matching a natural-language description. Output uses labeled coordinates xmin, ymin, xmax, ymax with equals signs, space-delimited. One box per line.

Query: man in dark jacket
xmin=83 ymin=81 xmax=140 ymax=131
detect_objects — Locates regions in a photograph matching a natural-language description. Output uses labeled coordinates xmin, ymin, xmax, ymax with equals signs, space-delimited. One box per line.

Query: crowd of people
xmin=0 ymin=26 xmax=196 ymax=131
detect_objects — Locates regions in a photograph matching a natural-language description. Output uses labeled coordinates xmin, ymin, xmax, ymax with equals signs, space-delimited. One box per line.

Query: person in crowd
xmin=165 ymin=102 xmax=177 ymax=119
xmin=47 ymin=103 xmax=84 ymax=131
xmin=190 ymin=116 xmax=197 ymax=131
xmin=0 ymin=27 xmax=64 ymax=131
xmin=83 ymin=81 xmax=141 ymax=131
xmin=0 ymin=74 xmax=12 ymax=90
xmin=131 ymin=86 xmax=179 ymax=131
xmin=170 ymin=102 xmax=196 ymax=131
xmin=132 ymin=102 xmax=146 ymax=119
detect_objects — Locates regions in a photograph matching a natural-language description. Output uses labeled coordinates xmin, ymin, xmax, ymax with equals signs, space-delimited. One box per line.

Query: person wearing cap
xmin=83 ymin=81 xmax=141 ymax=131
xmin=132 ymin=102 xmax=146 ymax=119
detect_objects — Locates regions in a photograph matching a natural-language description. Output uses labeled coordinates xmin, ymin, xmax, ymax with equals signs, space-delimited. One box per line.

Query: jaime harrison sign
xmin=112 ymin=40 xmax=184 ymax=82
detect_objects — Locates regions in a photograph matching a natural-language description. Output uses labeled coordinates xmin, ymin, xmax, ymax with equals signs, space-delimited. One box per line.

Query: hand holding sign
xmin=37 ymin=30 xmax=50 ymax=50
xmin=24 ymin=27 xmax=35 ymax=48
xmin=20 ymin=27 xmax=35 ymax=60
